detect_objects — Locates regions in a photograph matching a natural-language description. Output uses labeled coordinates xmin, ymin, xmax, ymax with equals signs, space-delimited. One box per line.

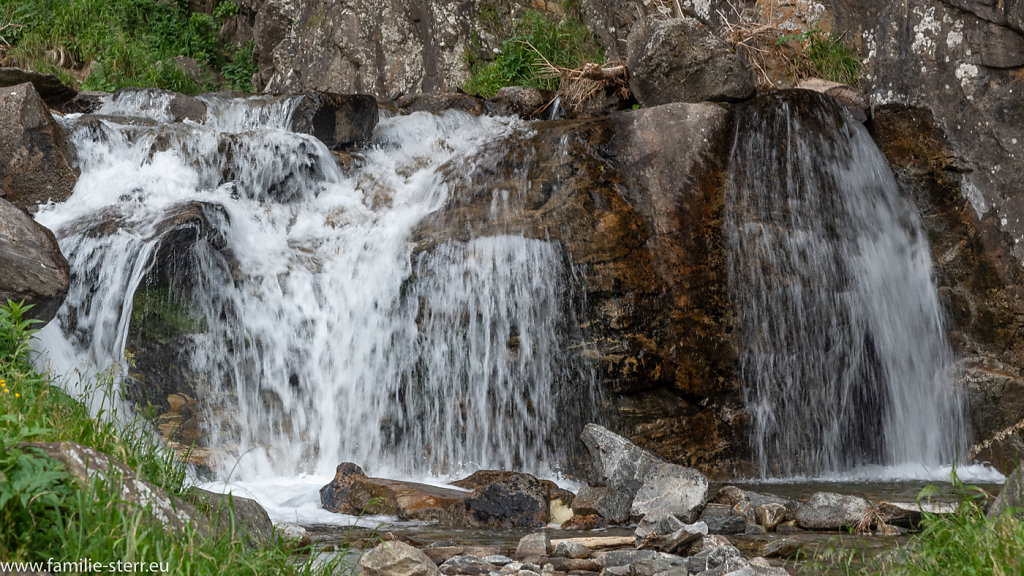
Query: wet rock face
xmin=626 ymin=17 xmax=755 ymax=105
xmin=0 ymin=198 xmax=69 ymax=324
xmin=869 ymin=104 xmax=1024 ymax=472
xmin=0 ymin=82 xmax=79 ymax=211
xmin=828 ymin=0 xmax=1024 ymax=261
xmin=413 ymin=103 xmax=746 ymax=477
xmin=289 ymin=92 xmax=379 ymax=149
xmin=452 ymin=471 xmax=551 ymax=529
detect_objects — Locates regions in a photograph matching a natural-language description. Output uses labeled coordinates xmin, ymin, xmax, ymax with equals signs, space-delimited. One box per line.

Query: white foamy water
xmin=35 ymin=96 xmax=594 ymax=489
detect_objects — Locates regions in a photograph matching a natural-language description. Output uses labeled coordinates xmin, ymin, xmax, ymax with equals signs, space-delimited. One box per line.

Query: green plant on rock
xmin=462 ymin=9 xmax=605 ymax=98
xmin=777 ymin=27 xmax=861 ymax=85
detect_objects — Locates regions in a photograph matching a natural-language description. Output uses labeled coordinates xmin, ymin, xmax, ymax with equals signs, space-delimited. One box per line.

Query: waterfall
xmin=725 ymin=91 xmax=967 ymax=478
xmin=34 ymin=94 xmax=593 ymax=484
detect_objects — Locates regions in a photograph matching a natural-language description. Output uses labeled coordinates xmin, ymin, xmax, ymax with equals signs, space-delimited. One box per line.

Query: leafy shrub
xmin=3 ymin=0 xmax=255 ymax=94
xmin=463 ymin=9 xmax=604 ymax=98
xmin=222 ymin=40 xmax=257 ymax=92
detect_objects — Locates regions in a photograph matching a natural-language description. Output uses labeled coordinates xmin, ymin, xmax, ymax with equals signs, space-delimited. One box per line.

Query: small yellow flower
xmin=14 ymin=393 xmax=19 ymax=398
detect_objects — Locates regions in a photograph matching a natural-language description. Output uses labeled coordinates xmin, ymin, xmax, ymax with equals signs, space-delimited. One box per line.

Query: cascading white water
xmin=725 ymin=92 xmax=968 ymax=478
xmin=35 ymin=94 xmax=591 ymax=489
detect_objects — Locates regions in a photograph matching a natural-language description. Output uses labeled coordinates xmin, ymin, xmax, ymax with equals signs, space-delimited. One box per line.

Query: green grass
xmin=778 ymin=28 xmax=861 ymax=86
xmin=0 ymin=301 xmax=343 ymax=573
xmin=2 ymin=0 xmax=256 ymax=94
xmin=877 ymin=482 xmax=1024 ymax=576
xmin=462 ymin=9 xmax=604 ymax=98
xmin=131 ymin=285 xmax=207 ymax=344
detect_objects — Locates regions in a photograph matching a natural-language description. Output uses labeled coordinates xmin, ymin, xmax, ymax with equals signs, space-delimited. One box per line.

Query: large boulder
xmin=182 ymin=488 xmax=274 ymax=547
xmin=319 ymin=463 xmax=468 ymax=524
xmin=0 ymin=67 xmax=77 ymax=110
xmin=626 ymin=17 xmax=755 ymax=106
xmin=288 ymin=92 xmax=379 ymax=149
xmin=250 ymin=0 xmax=530 ymax=99
xmin=794 ymin=492 xmax=872 ymax=531
xmin=22 ymin=442 xmax=206 ymax=535
xmin=451 ymin=470 xmax=551 ymax=528
xmin=360 ymin=541 xmax=442 ymax=576
xmin=580 ymin=424 xmax=709 ymax=523
xmin=0 ymin=82 xmax=79 ymax=211
xmin=0 ymin=198 xmax=69 ymax=323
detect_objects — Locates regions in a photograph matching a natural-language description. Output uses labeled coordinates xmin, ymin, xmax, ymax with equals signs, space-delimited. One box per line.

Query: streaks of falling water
xmin=724 ymin=91 xmax=967 ymax=478
xmin=35 ymin=94 xmax=594 ymax=483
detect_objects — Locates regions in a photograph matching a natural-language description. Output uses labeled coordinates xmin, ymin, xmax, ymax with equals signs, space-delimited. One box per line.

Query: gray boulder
xmin=0 ymin=198 xmax=69 ymax=323
xmin=289 ymin=92 xmax=379 ymax=150
xmin=573 ymin=485 xmax=633 ymax=524
xmin=661 ymin=522 xmax=709 ymax=554
xmin=795 ymin=492 xmax=872 ymax=530
xmin=989 ymin=463 xmax=1024 ymax=518
xmin=626 ymin=17 xmax=754 ymax=106
xmin=698 ymin=503 xmax=747 ymax=535
xmin=551 ymin=541 xmax=590 ymax=559
xmin=360 ymin=541 xmax=442 ymax=576
xmin=0 ymin=82 xmax=78 ymax=211
xmin=686 ymin=545 xmax=742 ymax=574
xmin=514 ymin=532 xmax=550 ymax=560
xmin=182 ymin=488 xmax=274 ymax=547
xmin=630 ymin=462 xmax=709 ymax=523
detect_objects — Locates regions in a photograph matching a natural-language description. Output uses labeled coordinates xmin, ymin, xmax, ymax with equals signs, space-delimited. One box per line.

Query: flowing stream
xmin=725 ymin=93 xmax=969 ymax=479
xmin=34 ymin=93 xmax=593 ymax=519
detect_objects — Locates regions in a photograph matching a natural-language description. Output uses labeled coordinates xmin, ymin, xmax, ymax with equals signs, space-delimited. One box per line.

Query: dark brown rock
xmin=0 ymin=198 xmax=69 ymax=323
xmin=347 ymin=476 xmax=469 ymax=525
xmin=0 ymin=82 xmax=78 ymax=211
xmin=453 ymin=470 xmax=550 ymax=528
xmin=396 ymin=92 xmax=484 ymax=116
xmin=483 ymin=86 xmax=549 ymax=119
xmin=0 ymin=67 xmax=77 ymax=110
xmin=319 ymin=462 xmax=369 ymax=514
xmin=289 ymin=92 xmax=379 ymax=149
xmin=561 ymin=513 xmax=608 ymax=530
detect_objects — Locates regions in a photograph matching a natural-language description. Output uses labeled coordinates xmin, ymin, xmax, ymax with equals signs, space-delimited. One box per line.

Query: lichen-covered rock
xmin=249 ymin=0 xmax=529 ymax=99
xmin=0 ymin=82 xmax=78 ymax=211
xmin=0 ymin=198 xmax=69 ymax=323
xmin=630 ymin=462 xmax=709 ymax=523
xmin=22 ymin=441 xmax=206 ymax=536
xmin=572 ymin=486 xmax=633 ymax=524
xmin=626 ymin=17 xmax=755 ymax=106
xmin=514 ymin=532 xmax=550 ymax=559
xmin=361 ymin=541 xmax=442 ymax=576
xmin=794 ymin=492 xmax=872 ymax=530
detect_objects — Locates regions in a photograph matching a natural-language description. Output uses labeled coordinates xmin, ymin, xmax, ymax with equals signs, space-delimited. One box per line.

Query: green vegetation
xmin=131 ymin=285 xmax=207 ymax=344
xmin=463 ymin=9 xmax=605 ymax=98
xmin=0 ymin=301 xmax=340 ymax=572
xmin=1 ymin=0 xmax=257 ymax=94
xmin=778 ymin=28 xmax=861 ymax=85
xmin=878 ymin=482 xmax=1024 ymax=576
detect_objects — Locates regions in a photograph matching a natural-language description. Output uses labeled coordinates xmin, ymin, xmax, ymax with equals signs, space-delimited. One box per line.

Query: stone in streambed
xmin=698 ymin=504 xmax=747 ymax=535
xmin=320 ymin=462 xmax=367 ymax=514
xmin=360 ymin=541 xmax=442 ymax=576
xmin=661 ymin=522 xmax=709 ymax=555
xmin=630 ymin=462 xmax=709 ymax=523
xmin=551 ymin=541 xmax=590 ymax=559
xmin=758 ymin=537 xmax=802 ymax=559
xmin=439 ymin=555 xmax=499 ymax=576
xmin=319 ymin=462 xmax=468 ymax=524
xmin=289 ymin=92 xmax=378 ymax=150
xmin=795 ymin=492 xmax=872 ymax=531
xmin=452 ymin=470 xmax=550 ymax=528
xmin=573 ymin=486 xmax=633 ymax=524
xmin=515 ymin=532 xmax=550 ymax=560
xmin=686 ymin=545 xmax=742 ymax=574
